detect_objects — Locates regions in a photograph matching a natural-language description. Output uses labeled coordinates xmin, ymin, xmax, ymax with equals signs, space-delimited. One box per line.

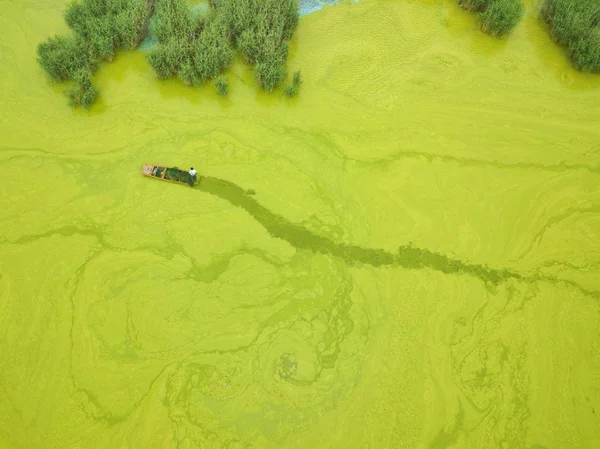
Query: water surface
xmin=1 ymin=0 xmax=600 ymax=448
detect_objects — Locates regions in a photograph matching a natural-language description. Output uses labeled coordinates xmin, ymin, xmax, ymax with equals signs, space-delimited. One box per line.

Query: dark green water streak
xmin=198 ymin=176 xmax=520 ymax=286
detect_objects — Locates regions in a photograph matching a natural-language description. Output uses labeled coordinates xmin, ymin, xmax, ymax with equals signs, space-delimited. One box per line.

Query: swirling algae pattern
xmin=1 ymin=0 xmax=600 ymax=448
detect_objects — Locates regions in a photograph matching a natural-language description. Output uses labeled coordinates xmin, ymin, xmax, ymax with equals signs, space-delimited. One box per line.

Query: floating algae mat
xmin=1 ymin=0 xmax=600 ymax=448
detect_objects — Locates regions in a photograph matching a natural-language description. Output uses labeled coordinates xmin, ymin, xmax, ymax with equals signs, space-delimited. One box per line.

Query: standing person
xmin=188 ymin=167 xmax=197 ymax=186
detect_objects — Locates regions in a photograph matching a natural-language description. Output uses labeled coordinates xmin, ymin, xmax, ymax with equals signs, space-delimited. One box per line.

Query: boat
xmin=141 ymin=164 xmax=197 ymax=186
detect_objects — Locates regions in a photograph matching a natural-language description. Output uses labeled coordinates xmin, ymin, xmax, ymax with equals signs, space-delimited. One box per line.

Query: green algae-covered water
xmin=1 ymin=0 xmax=600 ymax=448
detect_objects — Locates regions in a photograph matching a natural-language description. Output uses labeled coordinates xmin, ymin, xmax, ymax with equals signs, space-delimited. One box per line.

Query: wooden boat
xmin=141 ymin=164 xmax=197 ymax=186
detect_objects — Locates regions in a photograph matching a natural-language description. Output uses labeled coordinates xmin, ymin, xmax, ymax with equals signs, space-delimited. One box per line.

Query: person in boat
xmin=189 ymin=167 xmax=197 ymax=182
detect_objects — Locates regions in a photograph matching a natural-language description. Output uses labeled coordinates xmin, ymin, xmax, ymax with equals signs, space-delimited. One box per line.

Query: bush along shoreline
xmin=37 ymin=0 xmax=156 ymax=108
xmin=541 ymin=0 xmax=600 ymax=72
xmin=37 ymin=0 xmax=301 ymax=108
xmin=457 ymin=0 xmax=524 ymax=37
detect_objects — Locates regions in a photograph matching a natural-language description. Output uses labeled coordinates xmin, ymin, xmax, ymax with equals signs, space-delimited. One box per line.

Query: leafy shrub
xmin=284 ymin=70 xmax=302 ymax=97
xmin=541 ymin=0 xmax=600 ymax=71
xmin=223 ymin=0 xmax=298 ymax=90
xmin=66 ymin=69 xmax=98 ymax=108
xmin=193 ymin=14 xmax=235 ymax=81
xmin=120 ymin=0 xmax=156 ymax=49
xmin=147 ymin=40 xmax=180 ymax=79
xmin=215 ymin=75 xmax=228 ymax=96
xmin=37 ymin=0 xmax=155 ymax=108
xmin=38 ymin=0 xmax=301 ymax=105
xmin=568 ymin=27 xmax=600 ymax=71
xmin=479 ymin=0 xmax=524 ymax=37
xmin=37 ymin=35 xmax=93 ymax=81
xmin=148 ymin=0 xmax=233 ymax=83
xmin=457 ymin=0 xmax=523 ymax=37
xmin=65 ymin=0 xmax=153 ymax=61
xmin=152 ymin=0 xmax=202 ymax=43
xmin=254 ymin=52 xmax=287 ymax=91
xmin=225 ymin=0 xmax=298 ymax=45
xmin=179 ymin=59 xmax=198 ymax=86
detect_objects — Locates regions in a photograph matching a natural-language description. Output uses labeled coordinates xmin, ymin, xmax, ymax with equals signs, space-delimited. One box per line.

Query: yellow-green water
xmin=1 ymin=0 xmax=600 ymax=448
